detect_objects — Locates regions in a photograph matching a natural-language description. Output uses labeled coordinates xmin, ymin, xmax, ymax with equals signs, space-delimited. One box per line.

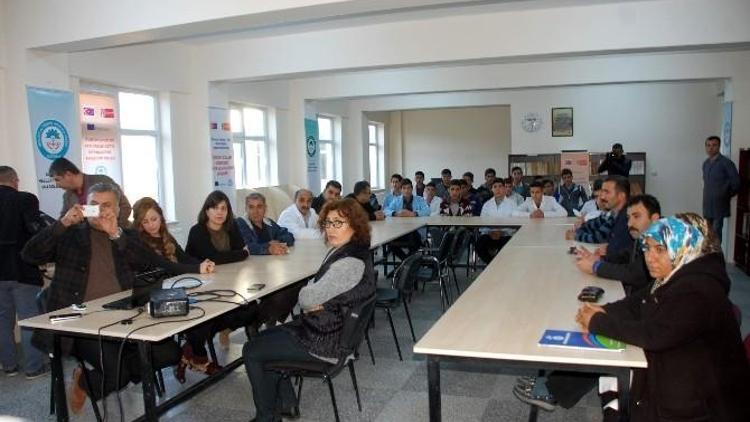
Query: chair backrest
xmin=436 ymin=230 xmax=456 ymax=262
xmin=449 ymin=228 xmax=471 ymax=261
xmin=339 ymin=295 xmax=377 ymax=355
xmin=392 ymin=253 xmax=426 ymax=294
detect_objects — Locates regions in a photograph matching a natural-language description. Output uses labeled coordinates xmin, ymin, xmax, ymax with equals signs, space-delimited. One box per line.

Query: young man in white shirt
xmin=423 ymin=182 xmax=443 ymax=216
xmin=504 ymin=178 xmax=524 ymax=206
xmin=476 ymin=179 xmax=516 ymax=263
xmin=277 ymin=189 xmax=322 ymax=239
xmin=512 ymin=181 xmax=568 ymax=218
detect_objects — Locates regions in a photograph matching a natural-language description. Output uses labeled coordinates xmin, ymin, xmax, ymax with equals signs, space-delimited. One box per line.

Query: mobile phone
xmin=49 ymin=313 xmax=82 ymax=323
xmin=82 ymin=205 xmax=100 ymax=218
xmin=247 ymin=283 xmax=266 ymax=292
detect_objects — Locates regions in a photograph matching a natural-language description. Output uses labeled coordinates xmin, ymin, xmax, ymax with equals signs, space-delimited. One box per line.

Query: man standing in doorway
xmin=702 ymin=135 xmax=740 ymax=243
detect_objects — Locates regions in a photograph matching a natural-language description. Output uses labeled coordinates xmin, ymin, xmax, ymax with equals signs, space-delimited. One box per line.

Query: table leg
xmin=618 ymin=369 xmax=630 ymax=421
xmin=137 ymin=341 xmax=158 ymax=421
xmin=427 ymin=356 xmax=441 ymax=422
xmin=51 ymin=334 xmax=69 ymax=422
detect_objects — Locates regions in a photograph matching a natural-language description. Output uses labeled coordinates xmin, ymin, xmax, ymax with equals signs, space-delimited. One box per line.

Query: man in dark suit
xmin=0 ymin=166 xmax=48 ymax=379
xmin=702 ymin=135 xmax=740 ymax=243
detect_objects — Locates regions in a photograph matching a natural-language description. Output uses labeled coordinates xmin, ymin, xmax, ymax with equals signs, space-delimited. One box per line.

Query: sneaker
xmin=25 ymin=365 xmax=50 ymax=380
xmin=68 ymin=367 xmax=87 ymax=414
xmin=512 ymin=384 xmax=557 ymax=412
xmin=3 ymin=366 xmax=19 ymax=377
xmin=516 ymin=375 xmax=537 ymax=389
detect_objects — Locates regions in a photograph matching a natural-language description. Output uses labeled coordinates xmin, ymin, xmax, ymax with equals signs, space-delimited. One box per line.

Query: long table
xmin=413 ymin=219 xmax=648 ymax=421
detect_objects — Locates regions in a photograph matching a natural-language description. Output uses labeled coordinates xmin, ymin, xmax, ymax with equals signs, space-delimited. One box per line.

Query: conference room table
xmin=413 ymin=218 xmax=648 ymax=422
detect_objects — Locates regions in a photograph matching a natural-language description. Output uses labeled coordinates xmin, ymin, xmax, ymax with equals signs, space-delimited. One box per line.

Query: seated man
xmin=435 ymin=168 xmax=452 ymax=201
xmin=382 ymin=173 xmax=403 ymax=211
xmin=555 ymin=168 xmax=588 ymax=217
xmin=385 ymin=178 xmax=430 ymax=259
xmin=278 ymin=189 xmax=322 ymax=239
xmin=460 ymin=178 xmax=483 ymax=216
xmin=414 ymin=170 xmax=426 ymax=197
xmin=510 ymin=166 xmax=530 ymax=198
xmin=311 ymin=180 xmax=341 ymax=214
xmin=512 ymin=181 xmax=568 ymax=218
xmin=476 ymin=179 xmax=516 ymax=264
xmin=503 ymin=177 xmax=524 ymax=206
xmin=542 ymin=179 xmax=555 ymax=197
xmin=567 ymin=210 xmax=614 ymax=244
xmin=476 ymin=168 xmax=497 ymax=204
xmin=579 ymin=179 xmax=604 ymax=221
xmin=462 ymin=172 xmax=479 ymax=196
xmin=423 ymin=182 xmax=443 ymax=216
xmin=22 ymin=183 xmax=183 ymax=413
xmin=346 ymin=180 xmax=385 ymax=221
xmin=236 ymin=192 xmax=303 ymax=329
xmin=439 ymin=179 xmax=474 ymax=216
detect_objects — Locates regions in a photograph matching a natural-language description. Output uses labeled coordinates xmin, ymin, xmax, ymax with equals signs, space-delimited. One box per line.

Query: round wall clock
xmin=521 ymin=112 xmax=543 ymax=133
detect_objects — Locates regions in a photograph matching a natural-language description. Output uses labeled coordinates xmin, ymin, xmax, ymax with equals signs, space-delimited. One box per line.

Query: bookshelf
xmin=733 ymin=149 xmax=750 ymax=274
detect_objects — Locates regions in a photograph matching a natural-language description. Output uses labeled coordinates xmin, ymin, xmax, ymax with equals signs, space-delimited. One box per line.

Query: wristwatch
xmin=109 ymin=227 xmax=123 ymax=241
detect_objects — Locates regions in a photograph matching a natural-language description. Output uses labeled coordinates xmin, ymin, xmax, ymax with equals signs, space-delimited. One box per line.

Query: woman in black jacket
xmin=242 ymin=198 xmax=376 ymax=422
xmin=186 ymin=190 xmax=249 ymax=264
xmin=578 ymin=214 xmax=750 ymax=421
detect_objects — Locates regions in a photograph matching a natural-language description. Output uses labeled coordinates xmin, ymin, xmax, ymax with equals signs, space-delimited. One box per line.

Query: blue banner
xmin=305 ymin=117 xmax=320 ymax=194
xmin=26 ymin=86 xmax=79 ymax=216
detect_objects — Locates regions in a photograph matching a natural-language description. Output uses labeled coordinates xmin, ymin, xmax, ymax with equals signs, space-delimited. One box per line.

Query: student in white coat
xmin=277 ymin=189 xmax=322 ymax=239
xmin=476 ymin=179 xmax=517 ymax=263
xmin=512 ymin=181 xmax=568 ymax=218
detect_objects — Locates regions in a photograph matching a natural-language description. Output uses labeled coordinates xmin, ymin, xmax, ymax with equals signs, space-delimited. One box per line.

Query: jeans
xmin=243 ymin=327 xmax=326 ymax=422
xmin=0 ymin=280 xmax=46 ymax=373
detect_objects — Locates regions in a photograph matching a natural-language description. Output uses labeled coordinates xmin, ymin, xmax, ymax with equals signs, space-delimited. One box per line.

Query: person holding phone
xmin=597 ymin=143 xmax=632 ymax=177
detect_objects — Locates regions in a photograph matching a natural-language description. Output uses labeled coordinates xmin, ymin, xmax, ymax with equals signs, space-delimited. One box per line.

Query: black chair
xmin=264 ymin=295 xmax=377 ymax=422
xmin=447 ymin=228 xmax=471 ymax=296
xmin=375 ymin=254 xmax=422 ymax=360
xmin=419 ymin=230 xmax=455 ymax=311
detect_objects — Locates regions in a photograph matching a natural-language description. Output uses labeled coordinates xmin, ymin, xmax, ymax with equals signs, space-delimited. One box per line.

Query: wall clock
xmin=521 ymin=112 xmax=543 ymax=133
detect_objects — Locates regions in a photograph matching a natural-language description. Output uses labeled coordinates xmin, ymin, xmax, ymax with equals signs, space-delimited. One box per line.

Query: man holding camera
xmin=597 ymin=143 xmax=632 ymax=177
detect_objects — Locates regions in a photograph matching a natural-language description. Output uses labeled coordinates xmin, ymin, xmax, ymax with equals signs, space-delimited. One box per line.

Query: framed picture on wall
xmin=551 ymin=107 xmax=573 ymax=137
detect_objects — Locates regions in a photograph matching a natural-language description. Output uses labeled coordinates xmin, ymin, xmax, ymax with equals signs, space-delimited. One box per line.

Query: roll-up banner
xmin=26 ymin=86 xmax=79 ymax=217
xmin=208 ymin=106 xmax=236 ymax=203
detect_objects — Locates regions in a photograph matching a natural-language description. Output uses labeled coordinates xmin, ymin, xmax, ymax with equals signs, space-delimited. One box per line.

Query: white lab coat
xmin=277 ymin=204 xmax=322 ymax=239
xmin=425 ymin=196 xmax=443 ymax=216
xmin=512 ymin=195 xmax=568 ymax=218
xmin=480 ymin=196 xmax=517 ymax=234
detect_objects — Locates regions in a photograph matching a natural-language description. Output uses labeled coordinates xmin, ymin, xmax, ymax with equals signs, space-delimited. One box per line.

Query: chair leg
xmin=207 ymin=336 xmax=219 ymax=364
xmin=403 ymin=298 xmax=417 ymax=342
xmin=364 ymin=327 xmax=376 ymax=365
xmin=348 ymin=361 xmax=362 ymax=412
xmin=326 ymin=376 xmax=341 ymax=422
xmin=296 ymin=376 xmax=304 ymax=404
xmin=155 ymin=368 xmax=165 ymax=397
xmin=384 ymin=308 xmax=403 ymax=361
xmin=451 ymin=266 xmax=461 ymax=295
xmin=49 ymin=361 xmax=55 ymax=415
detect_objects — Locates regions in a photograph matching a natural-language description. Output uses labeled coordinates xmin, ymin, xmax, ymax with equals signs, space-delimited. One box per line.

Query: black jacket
xmin=603 ymin=208 xmax=633 ymax=263
xmin=597 ymin=154 xmax=632 ymax=177
xmin=0 ymin=186 xmax=43 ymax=285
xmin=22 ymin=221 xmax=195 ymax=313
xmin=596 ymin=239 xmax=651 ymax=295
xmin=282 ymin=242 xmax=376 ymax=359
xmin=345 ymin=193 xmax=378 ymax=221
xmin=590 ymin=253 xmax=750 ymax=421
xmin=185 ymin=222 xmax=249 ymax=265
xmin=311 ymin=193 xmax=326 ymax=214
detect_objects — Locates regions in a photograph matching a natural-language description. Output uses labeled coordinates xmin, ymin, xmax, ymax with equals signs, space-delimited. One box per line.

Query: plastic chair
xmin=264 ymin=295 xmax=377 ymax=422
xmin=447 ymin=228 xmax=471 ymax=296
xmin=375 ymin=254 xmax=422 ymax=360
xmin=419 ymin=230 xmax=455 ymax=311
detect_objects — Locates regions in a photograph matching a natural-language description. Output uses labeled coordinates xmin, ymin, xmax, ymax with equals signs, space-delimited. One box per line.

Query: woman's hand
xmin=576 ymin=303 xmax=605 ymax=332
xmin=200 ymin=259 xmax=215 ymax=274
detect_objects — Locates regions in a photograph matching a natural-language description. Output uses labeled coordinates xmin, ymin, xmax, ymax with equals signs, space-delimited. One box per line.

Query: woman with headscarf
xmin=577 ymin=214 xmax=750 ymax=421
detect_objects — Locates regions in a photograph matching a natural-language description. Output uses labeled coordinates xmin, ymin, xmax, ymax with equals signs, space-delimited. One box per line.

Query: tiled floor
xmin=2 ymin=262 xmax=749 ymax=421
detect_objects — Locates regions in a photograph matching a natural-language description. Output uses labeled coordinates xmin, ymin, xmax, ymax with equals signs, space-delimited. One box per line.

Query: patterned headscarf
xmin=641 ymin=216 xmax=705 ymax=290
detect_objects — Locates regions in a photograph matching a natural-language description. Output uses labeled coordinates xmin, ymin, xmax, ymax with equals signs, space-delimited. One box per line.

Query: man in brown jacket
xmin=48 ymin=157 xmax=131 ymax=226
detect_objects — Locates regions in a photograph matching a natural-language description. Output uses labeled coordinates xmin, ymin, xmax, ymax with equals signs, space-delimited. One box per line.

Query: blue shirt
xmin=236 ymin=217 xmax=295 ymax=255
xmin=384 ymin=194 xmax=430 ymax=217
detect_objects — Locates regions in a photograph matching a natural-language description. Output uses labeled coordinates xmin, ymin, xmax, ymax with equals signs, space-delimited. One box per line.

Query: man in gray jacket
xmin=702 ymin=136 xmax=740 ymax=243
xmin=48 ymin=157 xmax=131 ymax=227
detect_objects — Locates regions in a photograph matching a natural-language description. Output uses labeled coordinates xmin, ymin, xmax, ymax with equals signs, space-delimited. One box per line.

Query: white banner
xmin=208 ymin=107 xmax=236 ymax=201
xmin=80 ymin=92 xmax=122 ymax=182
xmin=26 ymin=86 xmax=79 ymax=216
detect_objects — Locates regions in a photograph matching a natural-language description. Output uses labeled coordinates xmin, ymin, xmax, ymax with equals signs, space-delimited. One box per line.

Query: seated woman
xmin=242 ymin=198 xmax=376 ymax=422
xmin=578 ymin=214 xmax=750 ymax=421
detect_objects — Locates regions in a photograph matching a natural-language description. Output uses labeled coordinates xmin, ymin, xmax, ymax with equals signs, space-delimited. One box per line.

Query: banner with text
xmin=304 ymin=118 xmax=320 ymax=194
xmin=80 ymin=92 xmax=122 ymax=182
xmin=208 ymin=107 xmax=236 ymax=201
xmin=26 ymin=86 xmax=79 ymax=216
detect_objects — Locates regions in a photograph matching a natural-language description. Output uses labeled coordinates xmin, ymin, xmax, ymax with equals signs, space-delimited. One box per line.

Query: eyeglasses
xmin=322 ymin=219 xmax=347 ymax=229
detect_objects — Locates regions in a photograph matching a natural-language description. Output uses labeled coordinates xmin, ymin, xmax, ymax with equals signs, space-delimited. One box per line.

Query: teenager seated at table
xmin=311 ymin=180 xmax=342 ymax=214
xmin=385 ymin=177 xmax=429 ymax=259
xmin=22 ymin=183 xmax=184 ymax=413
xmin=578 ymin=214 xmax=750 ymax=421
xmin=185 ymin=191 xmax=258 ymax=369
xmin=476 ymin=178 xmax=515 ymax=264
xmin=346 ymin=180 xmax=385 ymax=221
xmin=542 ymin=178 xmax=555 ymax=197
xmin=439 ymin=179 xmax=474 ymax=216
xmin=242 ymin=198 xmax=376 ymax=422
xmin=579 ymin=179 xmax=604 ymax=221
xmin=504 ymin=177 xmax=524 ymax=206
xmin=423 ymin=181 xmax=443 ymax=216
xmin=382 ymin=173 xmax=403 ymax=211
xmin=555 ymin=168 xmax=588 ymax=217
xmin=512 ymin=181 xmax=567 ymax=218
xmin=460 ymin=177 xmax=483 ymax=216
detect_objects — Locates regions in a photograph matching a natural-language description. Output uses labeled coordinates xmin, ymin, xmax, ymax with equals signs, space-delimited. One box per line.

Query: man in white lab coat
xmin=277 ymin=189 xmax=322 ymax=239
xmin=476 ymin=179 xmax=517 ymax=263
xmin=512 ymin=181 xmax=568 ymax=218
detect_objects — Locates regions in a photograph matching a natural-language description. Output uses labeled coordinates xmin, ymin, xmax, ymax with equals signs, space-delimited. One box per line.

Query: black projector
xmin=147 ymin=288 xmax=189 ymax=318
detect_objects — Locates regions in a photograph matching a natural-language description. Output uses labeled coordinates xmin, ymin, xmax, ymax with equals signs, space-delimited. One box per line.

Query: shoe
xmin=25 ymin=365 xmax=50 ymax=380
xmin=173 ymin=359 xmax=187 ymax=384
xmin=516 ymin=375 xmax=537 ymax=389
xmin=3 ymin=366 xmax=19 ymax=377
xmin=68 ymin=367 xmax=87 ymax=414
xmin=280 ymin=406 xmax=300 ymax=419
xmin=219 ymin=328 xmax=231 ymax=349
xmin=181 ymin=344 xmax=223 ymax=376
xmin=512 ymin=384 xmax=557 ymax=412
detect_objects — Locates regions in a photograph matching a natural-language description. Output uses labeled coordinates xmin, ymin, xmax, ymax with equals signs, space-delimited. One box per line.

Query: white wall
xmin=393 ymin=106 xmax=511 ymax=183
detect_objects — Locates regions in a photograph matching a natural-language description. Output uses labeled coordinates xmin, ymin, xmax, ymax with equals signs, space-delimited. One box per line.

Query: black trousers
xmin=545 ymin=371 xmax=598 ymax=409
xmin=475 ymin=234 xmax=511 ymax=264
xmin=73 ymin=337 xmax=180 ymax=400
xmin=258 ymin=283 xmax=304 ymax=326
xmin=186 ymin=303 xmax=260 ymax=357
xmin=243 ymin=327 xmax=327 ymax=422
xmin=390 ymin=231 xmax=423 ymax=260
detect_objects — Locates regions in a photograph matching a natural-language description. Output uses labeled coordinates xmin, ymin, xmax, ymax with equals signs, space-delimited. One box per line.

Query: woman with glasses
xmin=577 ymin=214 xmax=750 ymax=421
xmin=242 ymin=198 xmax=376 ymax=422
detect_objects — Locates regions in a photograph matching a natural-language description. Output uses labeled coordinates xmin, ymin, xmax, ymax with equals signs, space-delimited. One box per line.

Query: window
xmin=79 ymin=86 xmax=163 ymax=208
xmin=317 ymin=115 xmax=339 ymax=191
xmin=231 ymin=105 xmax=271 ymax=188
xmin=368 ymin=122 xmax=385 ymax=189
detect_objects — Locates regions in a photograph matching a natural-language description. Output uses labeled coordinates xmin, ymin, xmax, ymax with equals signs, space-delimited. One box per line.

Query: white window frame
xmin=317 ymin=114 xmax=340 ymax=191
xmin=78 ymin=83 xmax=164 ymax=207
xmin=230 ymin=103 xmax=272 ymax=188
xmin=368 ymin=121 xmax=385 ymax=189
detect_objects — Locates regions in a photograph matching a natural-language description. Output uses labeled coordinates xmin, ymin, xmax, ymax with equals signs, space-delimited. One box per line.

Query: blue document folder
xmin=538 ymin=329 xmax=625 ymax=351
